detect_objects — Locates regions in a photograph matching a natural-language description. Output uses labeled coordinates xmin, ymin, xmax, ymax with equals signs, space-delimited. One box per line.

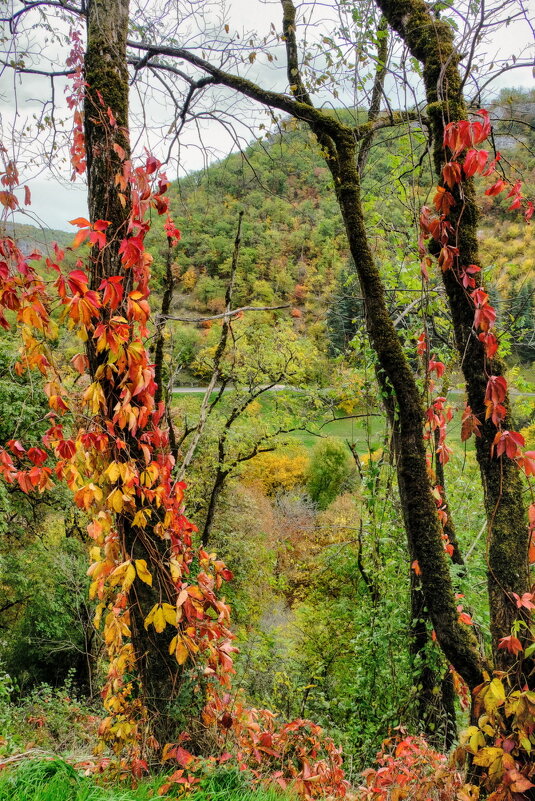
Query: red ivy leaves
xmin=491 ymin=429 xmax=525 ymax=459
xmin=442 ymin=161 xmax=462 ymax=189
xmin=463 ymin=148 xmax=488 ymax=178
xmin=119 ymin=235 xmax=144 ymax=268
xmin=443 ymin=109 xmax=491 ymax=155
xmin=99 ymin=276 xmax=123 ymax=310
xmin=498 ymin=635 xmax=523 ymax=656
xmin=461 ymin=406 xmax=481 ymax=442
xmin=485 ymin=179 xmax=507 ymax=197
xmin=485 ymin=375 xmax=507 ymax=406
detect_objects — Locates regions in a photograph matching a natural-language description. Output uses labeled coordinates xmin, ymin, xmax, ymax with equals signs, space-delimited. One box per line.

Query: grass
xmin=171 ymin=388 xmax=386 ymax=451
xmin=0 ymin=757 xmax=295 ymax=801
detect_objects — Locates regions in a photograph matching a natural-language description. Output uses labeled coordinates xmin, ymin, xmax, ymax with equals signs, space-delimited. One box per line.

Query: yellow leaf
xmin=109 ymin=561 xmax=128 ymax=587
xmin=170 ymin=558 xmax=182 ymax=582
xmin=144 ymin=604 xmax=158 ymax=630
xmin=461 ymin=725 xmax=485 ymax=754
xmin=162 ymin=603 xmax=176 ymax=625
xmin=175 ymin=639 xmax=189 ymax=665
xmin=169 ymin=635 xmax=189 ymax=665
xmin=473 ymin=746 xmax=504 ymax=768
xmin=89 ymin=546 xmax=101 ymax=562
xmin=485 ymin=678 xmax=506 ymax=713
xmin=135 ymin=559 xmax=152 ymax=586
xmin=132 ymin=509 xmax=149 ymax=527
xmin=93 ymin=603 xmax=104 ymax=629
xmin=108 ymin=488 xmax=124 ymax=513
xmin=122 ymin=562 xmax=136 ymax=591
xmin=119 ymin=462 xmax=136 ymax=483
xmin=153 ymin=605 xmax=166 ymax=633
xmin=105 ymin=462 xmax=121 ymax=483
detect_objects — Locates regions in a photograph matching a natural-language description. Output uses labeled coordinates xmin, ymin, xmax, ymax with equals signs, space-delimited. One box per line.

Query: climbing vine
xmin=418 ymin=108 xmax=535 ymax=795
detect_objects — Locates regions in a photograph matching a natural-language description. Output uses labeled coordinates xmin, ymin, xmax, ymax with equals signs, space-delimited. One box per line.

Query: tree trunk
xmin=375 ymin=0 xmax=531 ymax=672
xmin=278 ymin=0 xmax=485 ymax=690
xmin=84 ymin=0 xmax=183 ymax=745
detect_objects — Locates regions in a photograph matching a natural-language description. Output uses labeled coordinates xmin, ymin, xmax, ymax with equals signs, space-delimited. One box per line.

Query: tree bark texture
xmin=84 ymin=0 xmax=184 ymax=745
xmin=279 ymin=0 xmax=485 ymax=690
xmin=375 ymin=0 xmax=531 ymax=673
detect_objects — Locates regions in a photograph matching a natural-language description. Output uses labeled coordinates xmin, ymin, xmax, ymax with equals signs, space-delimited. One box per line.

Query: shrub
xmin=306 ymin=439 xmax=355 ymax=510
xmin=356 ymin=733 xmax=463 ymax=801
xmin=242 ymin=447 xmax=309 ymax=495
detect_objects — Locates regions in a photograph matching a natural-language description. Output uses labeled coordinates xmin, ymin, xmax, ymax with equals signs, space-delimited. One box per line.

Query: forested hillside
xmin=0 ymin=0 xmax=534 ymax=798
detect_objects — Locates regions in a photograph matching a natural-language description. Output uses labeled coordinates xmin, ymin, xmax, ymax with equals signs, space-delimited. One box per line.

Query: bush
xmin=356 ymin=734 xmax=463 ymax=801
xmin=242 ymin=447 xmax=309 ymax=495
xmin=306 ymin=439 xmax=355 ymax=510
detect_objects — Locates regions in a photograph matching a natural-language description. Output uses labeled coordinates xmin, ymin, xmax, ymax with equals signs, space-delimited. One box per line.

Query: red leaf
xmin=8 ymin=440 xmax=26 ymax=457
xmin=69 ymin=217 xmax=91 ymax=227
xmin=72 ymin=228 xmax=90 ymax=249
xmin=461 ymin=406 xmax=481 ymax=442
xmin=458 ymin=612 xmax=473 ymax=625
xmin=517 ymin=451 xmax=535 ymax=477
xmin=442 ymin=161 xmax=462 ymax=189
xmin=145 ymin=154 xmax=161 ymax=175
xmin=93 ymin=219 xmax=111 ymax=232
xmin=485 ymin=179 xmax=506 ymax=196
xmin=478 ymin=331 xmax=498 ymax=358
xmin=428 ymin=357 xmax=445 ymax=378
xmin=433 ymin=186 xmax=455 ymax=215
xmin=506 ymin=180 xmax=522 ymax=199
xmin=485 ymin=375 xmax=507 ymax=406
xmin=0 ymin=191 xmax=18 ymax=209
xmin=463 ymin=148 xmax=488 ymax=178
xmin=27 ymin=447 xmax=47 ymax=466
xmin=498 ymin=635 xmax=522 ymax=655
xmin=492 ymin=430 xmax=524 ymax=459
xmin=512 ymin=592 xmax=535 ymax=610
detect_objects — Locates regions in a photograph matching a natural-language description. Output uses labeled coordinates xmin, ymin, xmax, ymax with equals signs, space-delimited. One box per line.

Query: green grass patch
xmin=171 ymin=387 xmax=385 ymax=451
xmin=0 ymin=758 xmax=295 ymax=801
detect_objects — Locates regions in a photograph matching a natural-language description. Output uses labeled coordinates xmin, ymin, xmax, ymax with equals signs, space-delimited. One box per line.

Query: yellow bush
xmin=180 ymin=266 xmax=197 ymax=291
xmin=242 ymin=446 xmax=309 ymax=494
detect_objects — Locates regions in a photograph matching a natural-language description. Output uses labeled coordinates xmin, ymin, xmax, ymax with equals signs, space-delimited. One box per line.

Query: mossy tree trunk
xmin=278 ymin=0 xmax=485 ymax=691
xmin=84 ymin=0 xmax=183 ymax=746
xmin=375 ymin=0 xmax=531 ymax=674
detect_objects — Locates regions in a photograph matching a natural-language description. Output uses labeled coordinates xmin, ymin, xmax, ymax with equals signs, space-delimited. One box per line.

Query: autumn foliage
xmin=1 ymin=27 xmax=535 ymax=795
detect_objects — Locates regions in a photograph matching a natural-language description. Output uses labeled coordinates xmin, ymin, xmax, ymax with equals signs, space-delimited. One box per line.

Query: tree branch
xmin=162 ymin=303 xmax=290 ymax=323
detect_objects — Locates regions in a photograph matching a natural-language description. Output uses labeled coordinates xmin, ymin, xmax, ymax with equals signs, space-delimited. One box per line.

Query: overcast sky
xmin=1 ymin=0 xmax=533 ymax=232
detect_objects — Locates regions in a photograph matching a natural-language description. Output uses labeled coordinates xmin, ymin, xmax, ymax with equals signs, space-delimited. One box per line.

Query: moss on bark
xmin=84 ymin=0 xmax=186 ymax=745
xmin=376 ymin=0 xmax=530 ymax=672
